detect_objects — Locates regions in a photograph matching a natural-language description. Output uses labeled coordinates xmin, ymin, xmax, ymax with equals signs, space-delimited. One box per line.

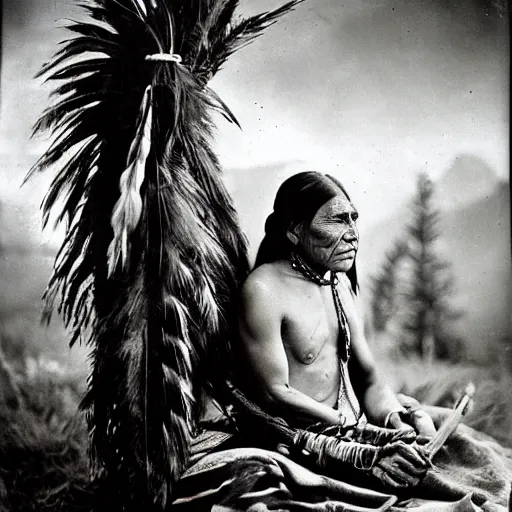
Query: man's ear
xmin=286 ymin=226 xmax=300 ymax=246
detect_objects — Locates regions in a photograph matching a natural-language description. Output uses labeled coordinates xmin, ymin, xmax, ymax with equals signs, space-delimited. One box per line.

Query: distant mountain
xmin=436 ymin=154 xmax=500 ymax=212
xmin=437 ymin=180 xmax=510 ymax=357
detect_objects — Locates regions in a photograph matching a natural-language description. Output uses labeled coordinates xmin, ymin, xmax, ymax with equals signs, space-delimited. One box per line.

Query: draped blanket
xmin=171 ymin=406 xmax=512 ymax=511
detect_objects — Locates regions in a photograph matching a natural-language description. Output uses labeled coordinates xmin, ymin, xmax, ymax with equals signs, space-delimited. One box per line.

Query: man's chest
xmin=281 ymin=287 xmax=341 ymax=363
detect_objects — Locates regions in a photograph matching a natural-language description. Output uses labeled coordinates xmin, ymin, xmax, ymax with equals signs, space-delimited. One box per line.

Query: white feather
xmin=107 ymin=86 xmax=153 ymax=276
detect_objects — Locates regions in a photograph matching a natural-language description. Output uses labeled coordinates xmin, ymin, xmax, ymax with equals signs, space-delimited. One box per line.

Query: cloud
xmin=1 ymin=0 xmax=509 ymax=225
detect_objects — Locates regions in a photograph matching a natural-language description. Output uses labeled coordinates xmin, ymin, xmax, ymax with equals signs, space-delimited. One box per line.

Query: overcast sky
xmin=0 ymin=0 xmax=509 ymax=243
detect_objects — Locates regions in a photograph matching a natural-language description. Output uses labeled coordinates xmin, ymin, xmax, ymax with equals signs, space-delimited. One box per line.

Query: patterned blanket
xmin=171 ymin=406 xmax=512 ymax=511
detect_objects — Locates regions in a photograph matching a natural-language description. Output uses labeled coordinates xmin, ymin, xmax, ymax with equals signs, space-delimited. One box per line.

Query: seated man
xmin=236 ymin=171 xmax=436 ymax=489
xmin=173 ymin=172 xmax=512 ymax=511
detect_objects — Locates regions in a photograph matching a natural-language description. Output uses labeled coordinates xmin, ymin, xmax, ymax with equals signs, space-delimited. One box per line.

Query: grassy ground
xmin=1 ymin=351 xmax=511 ymax=510
xmin=384 ymin=356 xmax=512 ymax=447
xmin=0 ymin=363 xmax=90 ymax=511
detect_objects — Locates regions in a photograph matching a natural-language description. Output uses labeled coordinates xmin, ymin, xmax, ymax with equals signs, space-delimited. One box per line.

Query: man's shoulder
xmin=242 ymin=261 xmax=290 ymax=301
xmin=240 ymin=262 xmax=291 ymax=323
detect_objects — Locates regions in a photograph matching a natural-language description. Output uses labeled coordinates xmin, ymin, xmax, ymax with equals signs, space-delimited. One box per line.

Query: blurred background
xmin=0 ymin=0 xmax=510 ymax=507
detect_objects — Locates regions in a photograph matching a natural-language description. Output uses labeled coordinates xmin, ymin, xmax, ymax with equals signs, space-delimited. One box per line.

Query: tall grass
xmin=0 ymin=361 xmax=92 ymax=511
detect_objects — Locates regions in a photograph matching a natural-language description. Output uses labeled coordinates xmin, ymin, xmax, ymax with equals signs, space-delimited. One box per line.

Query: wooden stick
xmin=423 ymin=382 xmax=475 ymax=460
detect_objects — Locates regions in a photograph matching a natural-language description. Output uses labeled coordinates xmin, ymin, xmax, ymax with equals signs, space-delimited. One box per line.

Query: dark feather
xmin=28 ymin=0 xmax=303 ymax=509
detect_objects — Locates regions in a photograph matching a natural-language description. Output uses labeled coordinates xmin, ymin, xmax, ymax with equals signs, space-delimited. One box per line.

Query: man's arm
xmin=343 ymin=283 xmax=407 ymax=427
xmin=350 ymin=343 xmax=406 ymax=427
xmin=351 ymin=328 xmax=436 ymax=434
xmin=238 ymin=274 xmax=340 ymax=426
xmin=342 ymin=279 xmax=436 ymax=435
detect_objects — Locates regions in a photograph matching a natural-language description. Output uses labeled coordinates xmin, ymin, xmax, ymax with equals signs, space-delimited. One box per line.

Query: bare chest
xmin=281 ymin=285 xmax=340 ymax=364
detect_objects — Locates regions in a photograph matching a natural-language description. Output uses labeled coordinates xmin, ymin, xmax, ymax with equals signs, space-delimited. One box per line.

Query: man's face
xmin=297 ymin=194 xmax=359 ymax=273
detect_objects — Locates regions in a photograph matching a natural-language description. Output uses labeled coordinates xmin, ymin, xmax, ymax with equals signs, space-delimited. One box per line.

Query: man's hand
xmin=371 ymin=441 xmax=429 ymax=489
xmin=386 ymin=411 xmax=435 ymax=441
xmin=396 ymin=394 xmax=437 ymax=437
xmin=386 ymin=412 xmax=416 ymax=434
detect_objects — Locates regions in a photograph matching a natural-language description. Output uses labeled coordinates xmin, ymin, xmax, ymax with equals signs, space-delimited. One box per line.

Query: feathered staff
xmin=26 ymin=0 xmax=301 ymax=508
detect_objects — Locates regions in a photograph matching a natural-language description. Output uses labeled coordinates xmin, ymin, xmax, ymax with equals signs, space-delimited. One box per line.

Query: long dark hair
xmin=254 ymin=172 xmax=358 ymax=292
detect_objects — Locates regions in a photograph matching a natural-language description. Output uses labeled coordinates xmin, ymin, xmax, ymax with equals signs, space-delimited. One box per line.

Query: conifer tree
xmin=400 ymin=173 xmax=461 ymax=361
xmin=370 ymin=173 xmax=462 ymax=362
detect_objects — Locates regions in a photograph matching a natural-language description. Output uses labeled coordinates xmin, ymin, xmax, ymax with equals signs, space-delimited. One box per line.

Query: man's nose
xmin=343 ymin=223 xmax=358 ymax=242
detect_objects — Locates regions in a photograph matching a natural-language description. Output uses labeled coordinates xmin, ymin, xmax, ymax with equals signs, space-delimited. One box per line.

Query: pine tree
xmin=369 ymin=172 xmax=462 ymax=362
xmin=400 ymin=173 xmax=461 ymax=362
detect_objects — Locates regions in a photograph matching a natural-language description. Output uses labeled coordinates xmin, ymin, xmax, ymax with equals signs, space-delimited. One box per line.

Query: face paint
xmin=297 ymin=194 xmax=359 ymax=274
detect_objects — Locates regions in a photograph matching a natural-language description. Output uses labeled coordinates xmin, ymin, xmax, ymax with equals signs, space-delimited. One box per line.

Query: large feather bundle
xmin=27 ymin=0 xmax=301 ymax=508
